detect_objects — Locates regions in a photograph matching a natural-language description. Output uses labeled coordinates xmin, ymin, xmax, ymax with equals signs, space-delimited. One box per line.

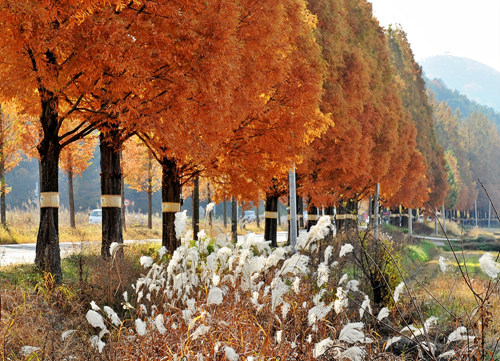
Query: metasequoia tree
xmin=0 ymin=103 xmax=25 ymax=226
xmin=300 ymin=0 xmax=413 ymax=230
xmin=59 ymin=132 xmax=97 ymax=228
xmin=139 ymin=0 xmax=326 ymax=251
xmin=204 ymin=0 xmax=327 ymax=245
xmin=122 ymin=136 xmax=161 ymax=229
xmin=432 ymin=97 xmax=476 ymax=210
xmin=0 ymin=0 xmax=147 ymax=278
xmin=386 ymin=25 xmax=448 ymax=210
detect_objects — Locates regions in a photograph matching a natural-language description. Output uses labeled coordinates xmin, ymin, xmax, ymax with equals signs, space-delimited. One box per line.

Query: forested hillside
xmin=427 ymin=78 xmax=500 ymax=128
xmin=422 ymin=55 xmax=500 ymax=111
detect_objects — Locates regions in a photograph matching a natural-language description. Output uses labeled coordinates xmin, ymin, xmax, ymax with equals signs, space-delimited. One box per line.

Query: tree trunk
xmin=120 ymin=152 xmax=127 ymax=232
xmin=401 ymin=207 xmax=409 ymax=228
xmin=207 ymin=182 xmax=213 ymax=227
xmin=0 ymin=131 xmax=5 ymax=228
xmin=223 ymin=196 xmax=227 ymax=228
xmin=147 ymin=154 xmax=153 ymax=229
xmin=193 ymin=176 xmax=200 ymax=241
xmin=256 ymin=201 xmax=260 ymax=228
xmin=307 ymin=204 xmax=318 ymax=231
xmin=100 ymin=131 xmax=123 ymax=259
xmin=35 ymin=96 xmax=62 ymax=280
xmin=68 ymin=164 xmax=75 ymax=228
xmin=297 ymin=196 xmax=304 ymax=229
xmin=161 ymin=156 xmax=181 ymax=253
xmin=264 ymin=195 xmax=278 ymax=247
xmin=231 ymin=196 xmax=237 ymax=242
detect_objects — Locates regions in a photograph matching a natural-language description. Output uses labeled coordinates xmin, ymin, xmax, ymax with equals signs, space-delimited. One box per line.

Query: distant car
xmin=89 ymin=209 xmax=102 ymax=224
xmin=242 ymin=210 xmax=256 ymax=222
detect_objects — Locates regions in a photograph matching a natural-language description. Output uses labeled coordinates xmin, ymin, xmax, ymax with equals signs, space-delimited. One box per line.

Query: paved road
xmin=0 ymin=232 xmax=292 ymax=268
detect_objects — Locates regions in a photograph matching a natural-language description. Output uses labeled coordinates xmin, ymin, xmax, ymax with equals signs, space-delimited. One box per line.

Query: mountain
xmin=421 ymin=55 xmax=500 ymax=112
xmin=427 ymin=78 xmax=500 ymax=128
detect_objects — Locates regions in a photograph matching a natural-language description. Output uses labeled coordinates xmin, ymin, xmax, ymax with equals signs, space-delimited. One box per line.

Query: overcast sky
xmin=369 ymin=0 xmax=500 ymax=72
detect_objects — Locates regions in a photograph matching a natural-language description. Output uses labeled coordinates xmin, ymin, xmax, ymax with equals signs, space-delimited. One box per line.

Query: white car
xmin=89 ymin=209 xmax=102 ymax=224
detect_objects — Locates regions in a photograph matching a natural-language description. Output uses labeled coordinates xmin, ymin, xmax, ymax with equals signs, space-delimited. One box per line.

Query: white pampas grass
xmin=86 ymin=310 xmax=106 ymax=330
xmin=334 ymin=287 xmax=348 ymax=314
xmin=103 ymin=306 xmax=121 ymax=326
xmin=341 ymin=346 xmax=365 ymax=361
xmin=377 ymin=307 xmax=390 ymax=321
xmin=438 ymin=350 xmax=457 ymax=359
xmin=61 ymin=330 xmax=76 ymax=341
xmin=191 ymin=324 xmax=210 ymax=340
xmin=224 ymin=346 xmax=239 ymax=361
xmin=158 ymin=246 xmax=167 ymax=258
xmin=312 ymin=337 xmax=333 ymax=358
xmin=135 ymin=318 xmax=147 ymax=336
xmin=447 ymin=326 xmax=475 ymax=344
xmin=90 ymin=301 xmax=100 ymax=311
xmin=109 ymin=242 xmax=124 ymax=258
xmin=175 ymin=210 xmax=188 ymax=240
xmin=20 ymin=346 xmax=40 ymax=356
xmin=439 ymin=256 xmax=449 ymax=273
xmin=384 ymin=336 xmax=402 ymax=350
xmin=276 ymin=330 xmax=282 ymax=344
xmin=90 ymin=336 xmax=106 ymax=353
xmin=140 ymin=256 xmax=153 ymax=268
xmin=359 ymin=295 xmax=372 ymax=319
xmin=207 ymin=287 xmax=224 ymax=305
xmin=393 ymin=282 xmax=405 ymax=303
xmin=339 ymin=243 xmax=354 ymax=258
xmin=280 ymin=254 xmax=310 ymax=275
xmin=338 ymin=322 xmax=372 ymax=344
xmin=155 ymin=314 xmax=167 ymax=335
xmin=293 ymin=276 xmax=301 ymax=294
xmin=479 ymin=252 xmax=499 ymax=279
xmin=317 ymin=262 xmax=329 ymax=287
xmin=324 ymin=245 xmax=333 ymax=263
xmin=205 ymin=202 xmax=215 ymax=216
xmin=308 ymin=303 xmax=333 ymax=326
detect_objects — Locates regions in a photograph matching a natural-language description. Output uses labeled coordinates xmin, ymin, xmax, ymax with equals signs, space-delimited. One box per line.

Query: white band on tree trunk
xmin=264 ymin=211 xmax=278 ymax=219
xmin=336 ymin=214 xmax=357 ymax=220
xmin=162 ymin=202 xmax=181 ymax=213
xmin=40 ymin=192 xmax=59 ymax=208
xmin=308 ymin=214 xmax=320 ymax=221
xmin=101 ymin=195 xmax=122 ymax=208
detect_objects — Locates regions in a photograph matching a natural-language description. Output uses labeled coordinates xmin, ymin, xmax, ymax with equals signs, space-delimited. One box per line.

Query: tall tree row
xmin=0 ymin=0 xmax=455 ymax=279
xmin=386 ymin=26 xmax=448 ymax=209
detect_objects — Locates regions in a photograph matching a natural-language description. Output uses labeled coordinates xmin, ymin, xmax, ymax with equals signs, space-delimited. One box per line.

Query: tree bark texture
xmin=0 ymin=132 xmax=5 ymax=228
xmin=223 ymin=197 xmax=227 ymax=228
xmin=120 ymin=151 xmax=127 ymax=232
xmin=307 ymin=204 xmax=318 ymax=231
xmin=100 ymin=131 xmax=123 ymax=258
xmin=68 ymin=165 xmax=75 ymax=228
xmin=231 ymin=196 xmax=237 ymax=242
xmin=161 ymin=156 xmax=181 ymax=253
xmin=147 ymin=155 xmax=153 ymax=229
xmin=336 ymin=200 xmax=357 ymax=233
xmin=256 ymin=202 xmax=260 ymax=228
xmin=264 ymin=195 xmax=278 ymax=247
xmin=193 ymin=176 xmax=200 ymax=241
xmin=35 ymin=95 xmax=62 ymax=280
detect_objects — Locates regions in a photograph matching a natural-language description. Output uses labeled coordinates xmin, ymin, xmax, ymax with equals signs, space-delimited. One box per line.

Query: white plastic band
xmin=389 ymin=214 xmax=400 ymax=218
xmin=308 ymin=215 xmax=320 ymax=221
xmin=402 ymin=214 xmax=410 ymax=218
xmin=101 ymin=195 xmax=122 ymax=208
xmin=40 ymin=192 xmax=59 ymax=208
xmin=162 ymin=202 xmax=181 ymax=213
xmin=264 ymin=211 xmax=278 ymax=219
xmin=336 ymin=214 xmax=357 ymax=220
